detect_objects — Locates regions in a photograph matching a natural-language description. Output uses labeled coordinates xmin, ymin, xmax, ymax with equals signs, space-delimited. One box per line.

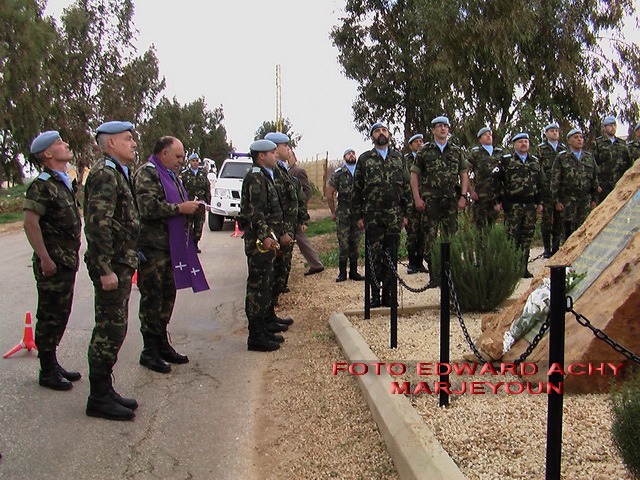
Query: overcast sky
xmin=44 ymin=0 xmax=373 ymax=162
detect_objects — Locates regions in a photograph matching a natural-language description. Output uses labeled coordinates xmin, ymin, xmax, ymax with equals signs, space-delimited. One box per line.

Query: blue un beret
xmin=431 ymin=116 xmax=450 ymax=127
xmin=264 ymin=132 xmax=290 ymax=144
xmin=188 ymin=153 xmax=199 ymax=161
xmin=603 ymin=116 xmax=617 ymax=126
xmin=343 ymin=148 xmax=355 ymax=158
xmin=96 ymin=121 xmax=134 ymax=135
xmin=369 ymin=122 xmax=386 ymax=136
xmin=477 ymin=127 xmax=491 ymax=138
xmin=566 ymin=128 xmax=583 ymax=139
xmin=30 ymin=131 xmax=61 ymax=154
xmin=408 ymin=134 xmax=423 ymax=144
xmin=511 ymin=133 xmax=529 ymax=142
xmin=544 ymin=122 xmax=559 ymax=132
xmin=250 ymin=139 xmax=277 ymax=152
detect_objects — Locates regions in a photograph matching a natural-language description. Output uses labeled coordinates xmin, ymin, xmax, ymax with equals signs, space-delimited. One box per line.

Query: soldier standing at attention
xmin=180 ymin=153 xmax=211 ymax=253
xmin=239 ymin=140 xmax=293 ymax=351
xmin=592 ymin=116 xmax=631 ymax=202
xmin=410 ymin=116 xmax=469 ymax=288
xmin=534 ymin=122 xmax=566 ymax=257
xmin=326 ymin=148 xmax=364 ymax=282
xmin=84 ymin=121 xmax=140 ymax=421
xmin=133 ymin=136 xmax=207 ymax=374
xmin=627 ymin=123 xmax=640 ymax=164
xmin=353 ymin=122 xmax=411 ymax=308
xmin=403 ymin=134 xmax=427 ymax=275
xmin=493 ymin=133 xmax=546 ymax=278
xmin=24 ymin=131 xmax=82 ymax=391
xmin=467 ymin=126 xmax=502 ymax=230
xmin=551 ymin=128 xmax=599 ymax=240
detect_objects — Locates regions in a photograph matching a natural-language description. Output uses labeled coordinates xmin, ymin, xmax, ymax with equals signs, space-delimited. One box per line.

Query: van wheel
xmin=208 ymin=212 xmax=224 ymax=231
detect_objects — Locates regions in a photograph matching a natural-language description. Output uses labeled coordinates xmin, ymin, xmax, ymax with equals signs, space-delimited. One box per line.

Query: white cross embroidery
xmin=175 ymin=262 xmax=187 ymax=271
xmin=191 ymin=268 xmax=200 ymax=276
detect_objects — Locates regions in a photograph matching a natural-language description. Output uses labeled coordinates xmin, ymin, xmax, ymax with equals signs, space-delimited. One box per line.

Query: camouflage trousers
xmin=563 ymin=196 xmax=592 ymax=240
xmin=138 ymin=248 xmax=176 ymax=337
xmin=190 ymin=209 xmax=205 ymax=244
xmin=244 ymin=238 xmax=277 ymax=330
xmin=364 ymin=210 xmax=402 ymax=289
xmin=541 ymin=200 xmax=563 ymax=245
xmin=471 ymin=197 xmax=499 ymax=230
xmin=87 ymin=262 xmax=134 ymax=378
xmin=336 ymin=209 xmax=362 ymax=263
xmin=33 ymin=262 xmax=77 ymax=352
xmin=504 ymin=202 xmax=537 ymax=251
xmin=272 ymin=240 xmax=294 ymax=305
xmin=404 ymin=205 xmax=422 ymax=262
xmin=416 ymin=197 xmax=458 ymax=260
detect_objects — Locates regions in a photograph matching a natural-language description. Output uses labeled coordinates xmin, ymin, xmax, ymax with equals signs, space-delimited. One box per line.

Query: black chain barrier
xmin=364 ymin=242 xmax=381 ymax=290
xmin=384 ymin=249 xmax=435 ymax=293
xmin=513 ymin=315 xmax=551 ymax=366
xmin=568 ymin=299 xmax=640 ymax=365
xmin=529 ymin=252 xmax=544 ymax=263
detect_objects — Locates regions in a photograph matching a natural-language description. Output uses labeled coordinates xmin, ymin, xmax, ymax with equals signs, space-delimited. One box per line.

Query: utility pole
xmin=275 ymin=64 xmax=283 ymax=132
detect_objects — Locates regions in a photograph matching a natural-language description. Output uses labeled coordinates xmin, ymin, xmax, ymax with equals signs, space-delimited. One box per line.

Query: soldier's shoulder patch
xmin=537 ymin=142 xmax=545 ymax=147
xmin=495 ymin=146 xmax=503 ymax=152
xmin=558 ymin=150 xmax=567 ymax=155
xmin=560 ymin=143 xmax=567 ymax=149
xmin=37 ymin=172 xmax=51 ymax=181
xmin=529 ymin=154 xmax=539 ymax=161
xmin=105 ymin=159 xmax=117 ymax=169
xmin=252 ymin=166 xmax=261 ymax=173
xmin=471 ymin=146 xmax=480 ymax=151
xmin=143 ymin=161 xmax=156 ymax=169
xmin=595 ymin=136 xmax=604 ymax=141
xmin=334 ymin=167 xmax=342 ymax=173
xmin=502 ymin=153 xmax=512 ymax=158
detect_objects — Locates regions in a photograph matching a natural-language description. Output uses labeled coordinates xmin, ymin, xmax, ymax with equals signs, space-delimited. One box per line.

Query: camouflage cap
xmin=30 ymin=130 xmax=61 ymax=154
xmin=264 ymin=132 xmax=290 ymax=144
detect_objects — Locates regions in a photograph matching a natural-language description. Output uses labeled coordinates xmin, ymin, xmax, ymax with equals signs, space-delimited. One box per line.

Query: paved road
xmin=0 ymin=221 xmax=260 ymax=479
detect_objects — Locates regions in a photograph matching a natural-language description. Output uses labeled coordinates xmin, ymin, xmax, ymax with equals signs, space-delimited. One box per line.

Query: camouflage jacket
xmin=180 ymin=167 xmax=211 ymax=203
xmin=23 ymin=167 xmax=82 ymax=271
xmin=493 ymin=153 xmax=547 ymax=205
xmin=591 ymin=136 xmax=631 ymax=188
xmin=238 ymin=164 xmax=284 ymax=242
xmin=627 ymin=139 xmax=640 ymax=165
xmin=328 ymin=165 xmax=356 ymax=214
xmin=133 ymin=162 xmax=187 ymax=251
xmin=353 ymin=148 xmax=411 ymax=219
xmin=402 ymin=152 xmax=417 ymax=177
xmin=83 ymin=156 xmax=140 ymax=275
xmin=410 ymin=141 xmax=468 ymax=198
xmin=273 ymin=163 xmax=299 ymax=235
xmin=467 ymin=145 xmax=503 ymax=201
xmin=534 ymin=140 xmax=566 ymax=177
xmin=551 ymin=150 xmax=599 ymax=205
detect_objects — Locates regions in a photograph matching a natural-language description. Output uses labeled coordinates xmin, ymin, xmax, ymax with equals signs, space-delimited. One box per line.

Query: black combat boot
xmin=426 ymin=258 xmax=437 ymax=288
xmin=158 ymin=328 xmax=189 ymax=364
xmin=336 ymin=260 xmax=347 ymax=282
xmin=551 ymin=238 xmax=560 ymax=256
xmin=370 ymin=286 xmax=381 ymax=308
xmin=107 ymin=375 xmax=138 ymax=410
xmin=248 ymin=319 xmax=280 ymax=352
xmin=417 ymin=255 xmax=429 ymax=273
xmin=349 ymin=260 xmax=365 ymax=281
xmin=406 ymin=253 xmax=419 ymax=275
xmin=140 ymin=334 xmax=171 ymax=373
xmin=269 ymin=306 xmax=293 ymax=326
xmin=542 ymin=237 xmax=552 ymax=258
xmin=86 ymin=375 xmax=135 ymax=421
xmin=523 ymin=250 xmax=534 ymax=279
xmin=39 ymin=351 xmax=73 ymax=391
xmin=53 ymin=350 xmax=81 ymax=382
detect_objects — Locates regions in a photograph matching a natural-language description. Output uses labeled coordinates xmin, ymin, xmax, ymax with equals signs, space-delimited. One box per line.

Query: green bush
xmin=431 ymin=220 xmax=522 ymax=312
xmin=611 ymin=369 xmax=640 ymax=479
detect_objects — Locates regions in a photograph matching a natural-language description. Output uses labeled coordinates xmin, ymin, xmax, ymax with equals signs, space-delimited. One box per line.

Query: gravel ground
xmin=349 ymin=250 xmax=632 ymax=480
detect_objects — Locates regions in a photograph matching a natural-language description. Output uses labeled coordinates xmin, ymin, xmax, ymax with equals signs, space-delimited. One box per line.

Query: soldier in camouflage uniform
xmin=326 ymin=148 xmax=364 ymax=282
xmin=534 ymin=122 xmax=566 ymax=257
xmin=84 ymin=121 xmax=140 ymax=421
xmin=410 ymin=116 xmax=470 ymax=287
xmin=180 ymin=153 xmax=211 ymax=252
xmin=403 ymin=134 xmax=427 ymax=275
xmin=239 ymin=139 xmax=293 ymax=351
xmin=493 ymin=133 xmax=546 ymax=278
xmin=627 ymin=123 xmax=640 ymax=165
xmin=133 ymin=137 xmax=202 ymax=374
xmin=353 ymin=122 xmax=412 ymax=307
xmin=592 ymin=116 xmax=631 ymax=202
xmin=551 ymin=128 xmax=599 ymax=240
xmin=467 ymin=127 xmax=502 ymax=230
xmin=23 ymin=131 xmax=82 ymax=391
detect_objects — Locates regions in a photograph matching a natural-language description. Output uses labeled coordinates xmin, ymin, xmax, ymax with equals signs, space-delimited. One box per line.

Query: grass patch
xmin=0 ymin=211 xmax=23 ymax=224
xmin=306 ymin=216 xmax=337 ymax=237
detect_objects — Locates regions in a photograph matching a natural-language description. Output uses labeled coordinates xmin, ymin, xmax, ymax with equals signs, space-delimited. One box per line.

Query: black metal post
xmin=364 ymin=233 xmax=371 ymax=320
xmin=390 ymin=234 xmax=398 ymax=349
xmin=439 ymin=242 xmax=451 ymax=408
xmin=546 ymin=265 xmax=566 ymax=480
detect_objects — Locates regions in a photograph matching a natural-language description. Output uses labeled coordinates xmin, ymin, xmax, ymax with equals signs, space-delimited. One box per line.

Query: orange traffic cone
xmin=132 ymin=270 xmax=138 ymax=286
xmin=4 ymin=312 xmax=37 ymax=358
xmin=230 ymin=221 xmax=243 ymax=238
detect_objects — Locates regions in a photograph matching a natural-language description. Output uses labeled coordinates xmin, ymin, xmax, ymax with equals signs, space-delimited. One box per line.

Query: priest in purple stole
xmin=133 ymin=136 xmax=209 ymax=373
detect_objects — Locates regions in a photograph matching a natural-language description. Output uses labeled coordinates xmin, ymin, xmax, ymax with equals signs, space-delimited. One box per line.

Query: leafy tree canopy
xmin=254 ymin=118 xmax=302 ymax=149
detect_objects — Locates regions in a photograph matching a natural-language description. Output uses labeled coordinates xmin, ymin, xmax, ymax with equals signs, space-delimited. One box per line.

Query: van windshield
xmin=219 ymin=162 xmax=252 ymax=179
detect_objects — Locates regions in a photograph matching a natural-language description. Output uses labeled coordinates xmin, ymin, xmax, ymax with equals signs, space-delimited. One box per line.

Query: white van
xmin=207 ymin=155 xmax=252 ymax=231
